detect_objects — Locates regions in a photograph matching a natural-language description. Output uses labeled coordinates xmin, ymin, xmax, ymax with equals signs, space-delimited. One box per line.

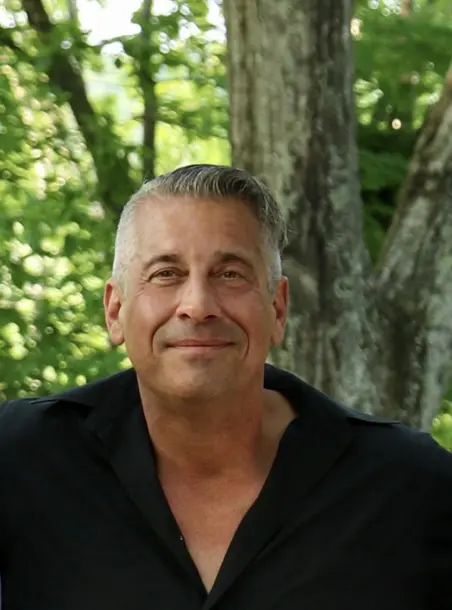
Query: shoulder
xmin=344 ymin=408 xmax=452 ymax=592
xmin=343 ymin=403 xmax=452 ymax=476
xmin=266 ymin=363 xmax=452 ymax=476
xmin=0 ymin=368 xmax=137 ymax=449
xmin=0 ymin=396 xmax=57 ymax=448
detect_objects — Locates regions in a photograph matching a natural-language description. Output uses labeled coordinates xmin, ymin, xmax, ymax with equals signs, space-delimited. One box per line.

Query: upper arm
xmin=423 ymin=441 xmax=452 ymax=608
xmin=0 ymin=400 xmax=26 ymax=562
xmin=0 ymin=401 xmax=12 ymax=562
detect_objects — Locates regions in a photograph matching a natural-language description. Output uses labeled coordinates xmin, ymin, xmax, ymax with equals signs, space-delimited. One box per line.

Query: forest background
xmin=1 ymin=0 xmax=452 ymax=450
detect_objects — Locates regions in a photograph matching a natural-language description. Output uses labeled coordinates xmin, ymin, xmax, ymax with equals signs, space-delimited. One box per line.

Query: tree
xmin=224 ymin=0 xmax=452 ymax=430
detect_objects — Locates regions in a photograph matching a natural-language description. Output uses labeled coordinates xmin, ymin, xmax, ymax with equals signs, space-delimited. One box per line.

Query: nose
xmin=175 ymin=276 xmax=221 ymax=323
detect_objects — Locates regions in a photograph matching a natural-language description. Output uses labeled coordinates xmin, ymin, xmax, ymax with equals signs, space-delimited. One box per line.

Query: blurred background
xmin=1 ymin=0 xmax=452 ymax=449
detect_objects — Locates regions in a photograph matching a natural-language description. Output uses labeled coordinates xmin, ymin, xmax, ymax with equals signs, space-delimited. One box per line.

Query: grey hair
xmin=112 ymin=164 xmax=287 ymax=292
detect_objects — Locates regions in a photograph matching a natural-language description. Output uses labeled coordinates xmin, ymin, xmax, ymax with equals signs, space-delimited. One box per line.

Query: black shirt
xmin=1 ymin=365 xmax=451 ymax=610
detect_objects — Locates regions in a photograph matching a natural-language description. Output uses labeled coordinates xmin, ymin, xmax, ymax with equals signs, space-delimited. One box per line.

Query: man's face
xmin=104 ymin=196 xmax=288 ymax=402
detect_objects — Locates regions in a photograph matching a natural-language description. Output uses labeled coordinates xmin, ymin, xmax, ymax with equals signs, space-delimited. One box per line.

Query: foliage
xmin=0 ymin=0 xmax=451 ymax=446
xmin=432 ymin=400 xmax=452 ymax=451
xmin=355 ymin=0 xmax=452 ymax=261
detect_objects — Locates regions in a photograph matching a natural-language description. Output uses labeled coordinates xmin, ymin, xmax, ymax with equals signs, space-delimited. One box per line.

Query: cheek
xmin=124 ymin=293 xmax=172 ymax=338
xmin=228 ymin=293 xmax=275 ymax=343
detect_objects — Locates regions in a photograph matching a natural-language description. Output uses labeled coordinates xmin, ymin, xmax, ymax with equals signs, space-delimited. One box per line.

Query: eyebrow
xmin=212 ymin=250 xmax=256 ymax=271
xmin=141 ymin=250 xmax=256 ymax=272
xmin=142 ymin=253 xmax=181 ymax=272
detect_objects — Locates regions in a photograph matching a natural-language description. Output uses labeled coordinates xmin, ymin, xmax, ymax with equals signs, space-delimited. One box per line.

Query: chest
xmin=6 ymin=467 xmax=425 ymax=610
xmin=163 ymin=483 xmax=263 ymax=592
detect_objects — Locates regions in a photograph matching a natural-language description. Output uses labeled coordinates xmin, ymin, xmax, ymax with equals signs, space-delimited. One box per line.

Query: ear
xmin=104 ymin=280 xmax=125 ymax=346
xmin=270 ymin=277 xmax=289 ymax=346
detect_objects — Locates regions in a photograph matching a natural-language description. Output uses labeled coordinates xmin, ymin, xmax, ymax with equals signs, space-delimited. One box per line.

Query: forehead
xmin=134 ymin=196 xmax=263 ymax=258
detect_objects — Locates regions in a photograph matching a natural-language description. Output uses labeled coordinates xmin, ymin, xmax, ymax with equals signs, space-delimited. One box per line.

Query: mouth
xmin=168 ymin=340 xmax=233 ymax=352
xmin=172 ymin=340 xmax=230 ymax=345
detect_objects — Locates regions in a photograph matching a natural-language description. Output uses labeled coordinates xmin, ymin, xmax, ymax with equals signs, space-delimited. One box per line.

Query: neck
xmin=138 ymin=381 xmax=295 ymax=481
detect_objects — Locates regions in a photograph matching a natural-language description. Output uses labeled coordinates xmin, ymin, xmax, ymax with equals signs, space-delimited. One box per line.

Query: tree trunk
xmin=224 ymin=0 xmax=452 ymax=429
xmin=376 ymin=65 xmax=452 ymax=429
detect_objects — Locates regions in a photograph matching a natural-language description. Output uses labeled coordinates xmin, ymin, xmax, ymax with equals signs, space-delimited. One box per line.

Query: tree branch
xmin=67 ymin=0 xmax=79 ymax=25
xmin=136 ymin=0 xmax=157 ymax=180
xmin=20 ymin=0 xmax=137 ymax=218
xmin=93 ymin=34 xmax=135 ymax=50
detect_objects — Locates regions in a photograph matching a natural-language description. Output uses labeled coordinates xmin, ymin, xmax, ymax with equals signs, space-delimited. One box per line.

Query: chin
xmin=165 ymin=371 xmax=230 ymax=402
xmin=173 ymin=379 xmax=222 ymax=400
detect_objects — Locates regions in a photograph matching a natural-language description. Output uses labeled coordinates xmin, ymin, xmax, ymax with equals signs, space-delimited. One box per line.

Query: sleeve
xmin=0 ymin=401 xmax=11 ymax=562
xmin=423 ymin=440 xmax=452 ymax=609
xmin=0 ymin=400 xmax=18 ymax=563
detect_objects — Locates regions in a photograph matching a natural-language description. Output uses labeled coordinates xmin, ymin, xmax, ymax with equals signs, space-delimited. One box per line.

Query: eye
xmin=221 ymin=269 xmax=244 ymax=280
xmin=148 ymin=269 xmax=180 ymax=282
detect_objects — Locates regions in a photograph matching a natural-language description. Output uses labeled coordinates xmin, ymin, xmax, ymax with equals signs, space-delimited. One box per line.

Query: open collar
xmin=36 ymin=364 xmax=393 ymax=605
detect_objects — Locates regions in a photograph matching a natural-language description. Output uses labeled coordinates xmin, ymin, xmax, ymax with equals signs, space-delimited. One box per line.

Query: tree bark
xmin=224 ymin=0 xmax=452 ymax=429
xmin=225 ymin=0 xmax=378 ymax=414
xmin=376 ymin=65 xmax=452 ymax=428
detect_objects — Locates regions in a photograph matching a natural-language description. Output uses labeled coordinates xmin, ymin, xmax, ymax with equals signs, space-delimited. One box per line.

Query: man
xmin=0 ymin=164 xmax=451 ymax=610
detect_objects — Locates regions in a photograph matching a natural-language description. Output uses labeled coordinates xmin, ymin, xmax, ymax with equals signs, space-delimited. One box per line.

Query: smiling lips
xmin=169 ymin=339 xmax=233 ymax=349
